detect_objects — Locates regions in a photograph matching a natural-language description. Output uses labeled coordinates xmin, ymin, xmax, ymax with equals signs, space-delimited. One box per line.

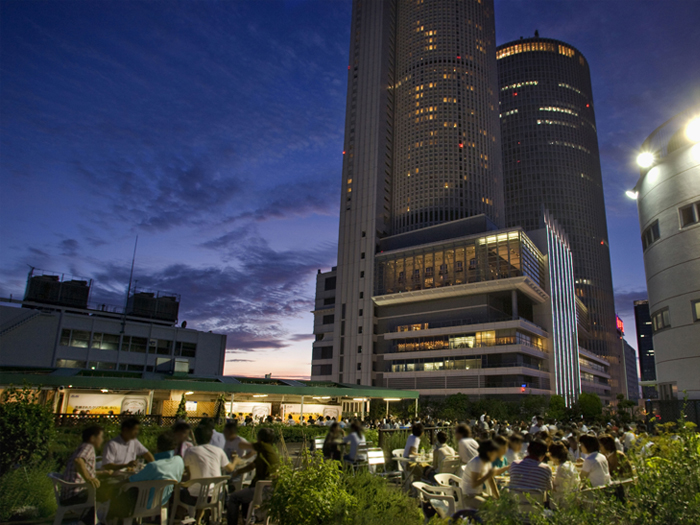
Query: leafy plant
xmin=175 ymin=393 xmax=188 ymax=421
xmin=0 ymin=462 xmax=57 ymax=521
xmin=547 ymin=394 xmax=567 ymax=421
xmin=267 ymin=451 xmax=356 ymax=525
xmin=0 ymin=385 xmax=55 ymax=474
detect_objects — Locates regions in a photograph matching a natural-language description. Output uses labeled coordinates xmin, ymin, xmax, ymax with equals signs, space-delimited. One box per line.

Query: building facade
xmin=496 ymin=35 xmax=621 ymax=395
xmin=632 ymin=109 xmax=700 ymax=400
xmin=633 ymin=299 xmax=657 ymax=399
xmin=0 ymin=274 xmax=227 ymax=377
xmin=329 ymin=0 xmax=504 ymax=387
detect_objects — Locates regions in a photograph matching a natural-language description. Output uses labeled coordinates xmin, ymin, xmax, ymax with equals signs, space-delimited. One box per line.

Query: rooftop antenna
xmin=535 ymin=29 xmax=539 ymax=38
xmin=121 ymin=236 xmax=138 ymax=333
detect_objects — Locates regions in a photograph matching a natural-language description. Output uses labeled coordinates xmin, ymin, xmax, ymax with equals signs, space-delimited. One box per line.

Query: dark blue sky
xmin=2 ymin=0 xmax=699 ymax=377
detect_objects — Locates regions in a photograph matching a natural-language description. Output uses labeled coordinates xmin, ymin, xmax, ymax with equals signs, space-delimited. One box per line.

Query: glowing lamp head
xmin=625 ymin=190 xmax=638 ymax=200
xmin=637 ymin=151 xmax=655 ymax=168
xmin=686 ymin=117 xmax=700 ymax=143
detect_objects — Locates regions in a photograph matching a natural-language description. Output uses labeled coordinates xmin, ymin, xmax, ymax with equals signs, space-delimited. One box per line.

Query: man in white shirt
xmin=102 ymin=417 xmax=154 ymax=471
xmin=622 ymin=426 xmax=636 ymax=451
xmin=223 ymin=422 xmax=253 ymax=460
xmin=182 ymin=425 xmax=238 ymax=504
xmin=403 ymin=423 xmax=423 ymax=458
xmin=456 ymin=424 xmax=479 ymax=464
xmin=529 ymin=416 xmax=545 ymax=435
xmin=432 ymin=431 xmax=457 ymax=473
xmin=579 ymin=435 xmax=611 ymax=488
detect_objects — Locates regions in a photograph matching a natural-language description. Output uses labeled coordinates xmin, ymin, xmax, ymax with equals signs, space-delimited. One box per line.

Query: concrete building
xmin=496 ymin=35 xmax=621 ymax=395
xmin=329 ymin=0 xmax=504 ymax=387
xmin=631 ymin=109 xmax=700 ymax=400
xmin=579 ymin=347 xmax=612 ymax=403
xmin=633 ymin=299 xmax=657 ymax=399
xmin=314 ymin=214 xmax=591 ymax=403
xmin=0 ymin=272 xmax=227 ymax=377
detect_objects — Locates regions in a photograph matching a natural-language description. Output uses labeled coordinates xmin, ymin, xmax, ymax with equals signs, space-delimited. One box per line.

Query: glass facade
xmin=388 ymin=352 xmax=547 ymax=373
xmin=375 ymin=230 xmax=544 ymax=295
xmin=391 ymin=329 xmax=545 ymax=354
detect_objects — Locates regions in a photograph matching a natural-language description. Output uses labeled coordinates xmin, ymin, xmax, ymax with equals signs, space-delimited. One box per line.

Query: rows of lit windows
xmin=391 ymin=330 xmax=545 ymax=353
xmin=540 ymin=106 xmax=578 ymax=116
xmin=579 ymin=357 xmax=606 ymax=373
xmin=549 ymin=141 xmax=591 ymax=154
xmin=375 ymin=231 xmax=545 ymax=295
xmin=537 ymin=119 xmax=577 ymax=129
xmin=558 ymin=82 xmax=583 ymax=95
xmin=496 ymin=42 xmax=576 ymax=60
xmin=500 ymin=109 xmax=518 ymax=118
xmin=501 ymin=81 xmax=538 ymax=91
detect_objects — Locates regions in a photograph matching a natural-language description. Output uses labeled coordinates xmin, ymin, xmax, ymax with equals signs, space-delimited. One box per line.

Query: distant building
xmin=631 ymin=109 xmax=700 ymax=400
xmin=497 ymin=35 xmax=621 ymax=396
xmin=633 ymin=299 xmax=657 ymax=399
xmin=0 ymin=271 xmax=226 ymax=377
xmin=579 ymin=347 xmax=612 ymax=403
xmin=615 ymin=315 xmax=640 ymax=402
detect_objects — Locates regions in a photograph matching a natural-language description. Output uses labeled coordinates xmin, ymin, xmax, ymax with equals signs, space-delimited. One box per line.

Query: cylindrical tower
xmin=496 ymin=36 xmax=620 ymax=393
xmin=633 ymin=110 xmax=700 ymax=400
xmin=391 ymin=0 xmax=504 ymax=233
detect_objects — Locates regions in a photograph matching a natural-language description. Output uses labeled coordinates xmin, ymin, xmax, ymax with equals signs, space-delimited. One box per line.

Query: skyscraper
xmin=496 ymin=36 xmax=621 ymax=394
xmin=633 ymin=299 xmax=657 ymax=399
xmin=323 ymin=0 xmax=503 ymax=385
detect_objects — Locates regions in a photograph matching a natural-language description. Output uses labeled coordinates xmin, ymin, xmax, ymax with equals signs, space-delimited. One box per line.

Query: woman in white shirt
xmin=460 ymin=439 xmax=500 ymax=509
xmin=548 ymin=442 xmax=579 ymax=508
xmin=578 ymin=435 xmax=611 ymax=488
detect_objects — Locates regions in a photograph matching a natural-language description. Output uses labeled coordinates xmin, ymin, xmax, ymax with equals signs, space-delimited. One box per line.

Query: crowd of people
xmin=59 ymin=411 xmax=656 ymax=523
xmin=397 ymin=414 xmax=645 ymax=514
xmin=60 ymin=417 xmax=279 ymax=525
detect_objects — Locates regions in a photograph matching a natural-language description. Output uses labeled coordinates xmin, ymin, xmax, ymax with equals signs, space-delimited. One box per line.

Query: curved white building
xmin=632 ymin=109 xmax=700 ymax=400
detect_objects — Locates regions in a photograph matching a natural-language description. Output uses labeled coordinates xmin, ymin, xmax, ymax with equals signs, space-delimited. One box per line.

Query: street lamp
xmin=625 ymin=190 xmax=638 ymax=200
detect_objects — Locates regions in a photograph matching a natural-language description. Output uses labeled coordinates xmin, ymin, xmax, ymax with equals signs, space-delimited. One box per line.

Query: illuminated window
xmin=501 ymin=81 xmax=538 ymax=91
xmin=558 ymin=83 xmax=582 ymax=95
xmin=539 ymin=106 xmax=578 ymax=116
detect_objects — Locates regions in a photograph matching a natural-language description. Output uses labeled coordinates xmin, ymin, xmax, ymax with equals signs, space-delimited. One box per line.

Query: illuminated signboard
xmin=616 ymin=315 xmax=625 ymax=335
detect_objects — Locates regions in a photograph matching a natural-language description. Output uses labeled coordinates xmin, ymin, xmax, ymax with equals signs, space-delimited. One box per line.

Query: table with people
xmin=58 ymin=411 xmax=648 ymax=524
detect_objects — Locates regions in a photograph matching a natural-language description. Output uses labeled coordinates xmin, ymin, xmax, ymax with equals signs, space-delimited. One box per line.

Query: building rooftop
xmin=0 ymin=366 xmax=419 ymax=399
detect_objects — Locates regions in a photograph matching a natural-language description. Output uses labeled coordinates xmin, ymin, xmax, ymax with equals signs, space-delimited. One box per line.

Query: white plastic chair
xmin=48 ymin=473 xmax=96 ymax=525
xmin=438 ymin=456 xmax=462 ymax=475
xmin=506 ymin=488 xmax=548 ymax=522
xmin=412 ymin=481 xmax=459 ymax=519
xmin=116 ymin=479 xmax=177 ymax=525
xmin=365 ymin=448 xmax=402 ymax=481
xmin=391 ymin=449 xmax=406 ymax=474
xmin=170 ymin=476 xmax=229 ymax=525
xmin=434 ymin=473 xmax=462 ymax=490
xmin=245 ymin=480 xmax=273 ymax=525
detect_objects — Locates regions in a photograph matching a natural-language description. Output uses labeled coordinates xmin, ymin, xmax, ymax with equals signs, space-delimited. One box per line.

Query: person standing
xmin=102 ymin=418 xmax=154 ymax=471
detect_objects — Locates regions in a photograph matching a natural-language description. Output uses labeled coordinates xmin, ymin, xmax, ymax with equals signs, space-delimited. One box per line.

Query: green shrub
xmin=0 ymin=385 xmax=55 ymax=474
xmin=478 ymin=423 xmax=700 ymax=525
xmin=342 ymin=470 xmax=424 ymax=525
xmin=0 ymin=462 xmax=57 ymax=521
xmin=267 ymin=451 xmax=356 ymax=525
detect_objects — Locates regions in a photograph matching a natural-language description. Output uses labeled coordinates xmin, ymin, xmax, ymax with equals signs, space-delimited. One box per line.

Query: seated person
xmin=567 ymin=432 xmax=582 ymax=461
xmin=342 ymin=421 xmax=366 ymax=464
xmin=102 ymin=417 xmax=155 ymax=471
xmin=173 ymin=421 xmax=194 ymax=457
xmin=109 ymin=431 xmax=185 ymax=518
xmin=599 ymin=435 xmax=633 ymax=480
xmin=508 ymin=439 xmax=553 ymax=493
xmin=322 ymin=423 xmax=345 ymax=461
xmin=579 ymin=435 xmax=611 ymax=488
xmin=223 ymin=421 xmax=253 ymax=461
xmin=199 ymin=418 xmax=226 ymax=449
xmin=432 ymin=431 xmax=456 ymax=474
xmin=456 ymin=424 xmax=480 ymax=466
xmin=182 ymin=425 xmax=238 ymax=505
xmin=403 ymin=423 xmax=424 ymax=458
xmin=505 ymin=434 xmax=524 ymax=464
xmin=61 ymin=425 xmax=110 ymax=514
xmin=549 ymin=442 xmax=579 ymax=508
xmin=460 ymin=439 xmax=500 ymax=509
xmin=227 ymin=428 xmax=280 ymax=525
xmin=491 ymin=435 xmax=511 ymax=474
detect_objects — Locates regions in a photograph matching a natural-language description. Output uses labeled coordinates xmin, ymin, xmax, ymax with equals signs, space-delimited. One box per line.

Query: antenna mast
xmin=121 ymin=236 xmax=138 ymax=332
